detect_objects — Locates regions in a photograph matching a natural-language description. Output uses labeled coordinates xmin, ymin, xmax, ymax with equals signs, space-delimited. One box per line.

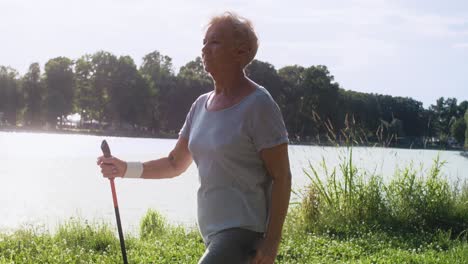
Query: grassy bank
xmin=1 ymin=212 xmax=467 ymax=263
xmin=1 ymin=151 xmax=467 ymax=263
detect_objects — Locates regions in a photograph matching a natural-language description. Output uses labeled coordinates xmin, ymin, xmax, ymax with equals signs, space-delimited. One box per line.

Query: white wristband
xmin=124 ymin=162 xmax=143 ymax=178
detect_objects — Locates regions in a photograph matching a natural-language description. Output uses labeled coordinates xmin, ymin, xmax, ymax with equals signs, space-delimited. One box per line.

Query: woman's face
xmin=202 ymin=22 xmax=240 ymax=74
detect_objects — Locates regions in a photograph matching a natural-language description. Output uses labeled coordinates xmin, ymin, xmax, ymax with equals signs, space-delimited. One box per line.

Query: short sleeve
xmin=250 ymin=94 xmax=289 ymax=152
xmin=179 ymin=100 xmax=198 ymax=140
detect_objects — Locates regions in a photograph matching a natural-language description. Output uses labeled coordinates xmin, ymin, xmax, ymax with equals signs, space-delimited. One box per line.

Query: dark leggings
xmin=198 ymin=228 xmax=264 ymax=264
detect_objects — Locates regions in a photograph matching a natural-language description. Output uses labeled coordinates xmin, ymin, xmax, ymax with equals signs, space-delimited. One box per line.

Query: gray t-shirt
xmin=179 ymin=86 xmax=289 ymax=243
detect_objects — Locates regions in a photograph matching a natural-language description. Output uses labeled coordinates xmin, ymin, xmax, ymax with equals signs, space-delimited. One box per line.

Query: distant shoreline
xmin=0 ymin=126 xmax=173 ymax=139
xmin=1 ymin=126 xmax=465 ymax=152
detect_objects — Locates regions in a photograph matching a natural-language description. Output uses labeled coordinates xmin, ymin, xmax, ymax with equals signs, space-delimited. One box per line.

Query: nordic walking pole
xmin=101 ymin=140 xmax=128 ymax=264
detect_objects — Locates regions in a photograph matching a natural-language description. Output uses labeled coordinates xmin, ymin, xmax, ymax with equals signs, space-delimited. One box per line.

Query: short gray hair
xmin=207 ymin=12 xmax=259 ymax=68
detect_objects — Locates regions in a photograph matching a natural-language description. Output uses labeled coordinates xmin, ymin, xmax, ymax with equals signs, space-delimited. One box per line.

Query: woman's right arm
xmin=98 ymin=136 xmax=192 ymax=179
xmin=141 ymin=137 xmax=192 ymax=179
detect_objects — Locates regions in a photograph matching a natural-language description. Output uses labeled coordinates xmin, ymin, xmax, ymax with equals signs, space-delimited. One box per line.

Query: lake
xmin=1 ymin=132 xmax=467 ymax=234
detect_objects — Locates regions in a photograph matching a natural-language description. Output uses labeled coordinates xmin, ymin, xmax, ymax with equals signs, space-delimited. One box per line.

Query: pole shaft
xmin=110 ymin=178 xmax=128 ymax=264
xmin=101 ymin=140 xmax=128 ymax=264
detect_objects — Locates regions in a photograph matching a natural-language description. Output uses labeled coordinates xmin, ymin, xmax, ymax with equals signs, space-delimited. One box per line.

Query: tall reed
xmin=299 ymin=149 xmax=468 ymax=236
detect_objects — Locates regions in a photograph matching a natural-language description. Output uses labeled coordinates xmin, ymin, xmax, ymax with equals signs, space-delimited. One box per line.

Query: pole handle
xmin=101 ymin=140 xmax=111 ymax=158
xmin=100 ymin=139 xmax=128 ymax=264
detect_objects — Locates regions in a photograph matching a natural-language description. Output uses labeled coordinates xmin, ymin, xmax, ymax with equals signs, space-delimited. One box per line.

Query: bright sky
xmin=1 ymin=0 xmax=467 ymax=108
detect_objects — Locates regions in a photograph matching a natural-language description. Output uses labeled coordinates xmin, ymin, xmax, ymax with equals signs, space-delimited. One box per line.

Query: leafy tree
xmin=44 ymin=57 xmax=74 ymax=127
xmin=111 ymin=55 xmax=151 ymax=127
xmin=140 ymin=51 xmax=175 ymax=85
xmin=92 ymin=51 xmax=119 ymax=124
xmin=74 ymin=54 xmax=98 ymax=126
xmin=465 ymin=110 xmax=468 ymax=149
xmin=381 ymin=117 xmax=405 ymax=140
xmin=450 ymin=117 xmax=466 ymax=145
xmin=22 ymin=63 xmax=43 ymax=127
xmin=0 ymin=66 xmax=21 ymax=125
xmin=429 ymin=97 xmax=458 ymax=138
xmin=337 ymin=90 xmax=380 ymax=135
xmin=458 ymin=101 xmax=468 ymax=118
xmin=301 ymin=65 xmax=339 ymax=137
xmin=277 ymin=65 xmax=341 ymax=139
xmin=391 ymin=97 xmax=425 ymax=137
xmin=140 ymin=51 xmax=177 ymax=131
xmin=177 ymin=57 xmax=210 ymax=83
xmin=278 ymin=65 xmax=306 ymax=137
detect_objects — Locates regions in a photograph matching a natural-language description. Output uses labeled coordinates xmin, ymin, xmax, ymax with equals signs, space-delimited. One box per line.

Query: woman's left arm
xmin=252 ymin=143 xmax=291 ymax=264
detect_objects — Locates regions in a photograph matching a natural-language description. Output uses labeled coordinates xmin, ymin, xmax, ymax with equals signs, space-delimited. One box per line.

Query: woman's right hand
xmin=97 ymin=156 xmax=128 ymax=178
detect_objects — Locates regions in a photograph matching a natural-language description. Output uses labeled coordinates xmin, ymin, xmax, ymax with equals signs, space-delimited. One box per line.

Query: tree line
xmin=1 ymin=50 xmax=467 ymax=148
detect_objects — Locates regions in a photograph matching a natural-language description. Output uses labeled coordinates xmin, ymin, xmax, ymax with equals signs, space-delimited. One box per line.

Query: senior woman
xmin=98 ymin=12 xmax=291 ymax=264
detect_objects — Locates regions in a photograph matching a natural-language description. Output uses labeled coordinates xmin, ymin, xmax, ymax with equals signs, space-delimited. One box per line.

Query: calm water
xmin=1 ymin=132 xmax=467 ymax=233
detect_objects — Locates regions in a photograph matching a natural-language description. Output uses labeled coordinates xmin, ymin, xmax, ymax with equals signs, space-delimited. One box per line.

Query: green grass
xmin=280 ymin=214 xmax=468 ymax=263
xmin=0 ymin=215 xmax=205 ymax=264
xmin=1 ymin=212 xmax=467 ymax=263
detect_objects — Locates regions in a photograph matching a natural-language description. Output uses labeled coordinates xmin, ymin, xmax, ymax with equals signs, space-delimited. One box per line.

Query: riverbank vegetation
xmin=1 ymin=151 xmax=467 ymax=263
xmin=1 ymin=214 xmax=467 ymax=263
xmin=298 ymin=151 xmax=468 ymax=236
xmin=1 ymin=52 xmax=467 ymax=149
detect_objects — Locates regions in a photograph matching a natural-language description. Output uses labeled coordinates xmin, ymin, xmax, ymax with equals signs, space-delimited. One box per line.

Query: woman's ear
xmin=236 ymin=42 xmax=250 ymax=65
xmin=237 ymin=42 xmax=249 ymax=56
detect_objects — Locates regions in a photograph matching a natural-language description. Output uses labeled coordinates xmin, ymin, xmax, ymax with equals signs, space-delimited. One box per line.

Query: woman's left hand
xmin=251 ymin=238 xmax=279 ymax=264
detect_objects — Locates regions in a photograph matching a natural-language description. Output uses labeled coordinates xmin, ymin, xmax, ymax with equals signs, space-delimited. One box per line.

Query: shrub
xmin=140 ymin=209 xmax=168 ymax=240
xmin=300 ymin=148 xmax=388 ymax=234
xmin=385 ymin=156 xmax=453 ymax=230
